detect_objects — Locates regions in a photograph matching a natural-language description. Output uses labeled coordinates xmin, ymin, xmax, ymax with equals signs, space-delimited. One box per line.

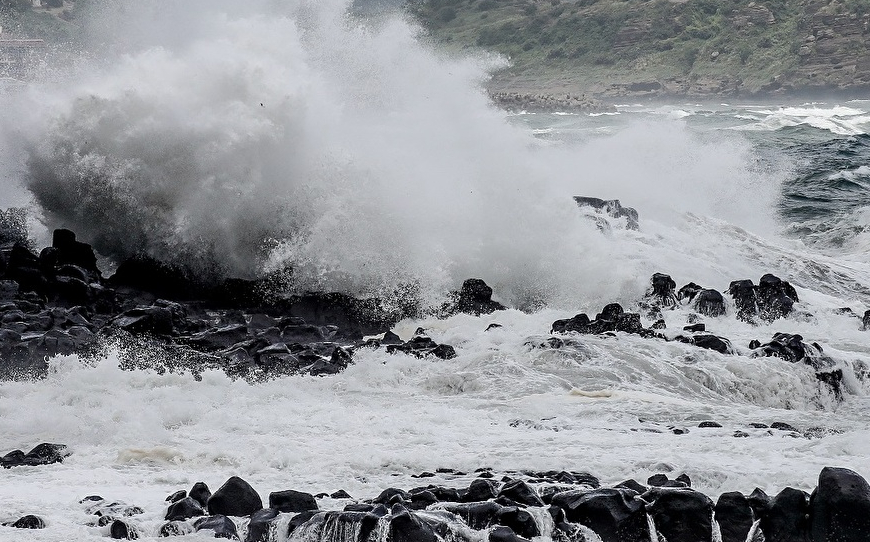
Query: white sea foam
xmin=0 ymin=2 xmax=869 ymax=541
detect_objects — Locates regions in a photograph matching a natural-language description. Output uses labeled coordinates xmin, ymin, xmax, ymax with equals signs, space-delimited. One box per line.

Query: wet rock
xmin=551 ymin=488 xmax=649 ymax=542
xmin=689 ymin=334 xmax=733 ymax=354
xmin=385 ymin=334 xmax=457 ymax=360
xmin=165 ymin=496 xmax=205 ymax=521
xmin=648 ymin=474 xmax=670 ymax=487
xmin=695 ymin=289 xmax=726 ymax=317
xmin=269 ymin=489 xmax=318 ymax=513
xmin=574 ymin=196 xmax=640 ymax=230
xmin=462 ymin=480 xmax=500 ymax=503
xmin=159 ymin=521 xmax=195 ymax=537
xmin=109 ymin=519 xmax=139 ymax=540
xmin=645 ymin=488 xmax=714 ymax=542
xmin=683 ymin=323 xmax=705 ymax=332
xmin=489 ymin=525 xmax=531 ymax=542
xmin=677 ymin=282 xmax=703 ymax=303
xmin=728 ymin=279 xmax=758 ymax=322
xmin=699 ymin=421 xmax=723 ymax=428
xmin=496 ymin=506 xmax=540 ymax=538
xmin=1 ymin=442 xmax=69 ymax=468
xmin=5 ymin=515 xmax=45 ymax=529
xmin=388 ymin=505 xmax=438 ymax=542
xmin=443 ymin=502 xmax=503 ymax=530
xmin=374 ymin=488 xmax=411 ymax=505
xmin=715 ymin=491 xmax=755 ymax=542
xmin=194 ymin=515 xmax=238 ymax=539
xmin=207 ymin=476 xmax=262 ymax=517
xmin=245 ymin=507 xmax=280 ymax=542
xmin=809 ymin=467 xmax=870 ymax=542
xmin=757 ymin=273 xmax=798 ymax=321
xmin=190 ymin=482 xmax=212 ymax=508
xmin=641 ymin=273 xmax=678 ymax=317
xmin=758 ymin=487 xmax=810 ymax=542
xmin=498 ymin=480 xmax=544 ymax=507
xmin=863 ymin=310 xmax=870 ymax=330
xmin=330 ymin=490 xmax=353 ymax=499
xmin=444 ymin=278 xmax=507 ymax=316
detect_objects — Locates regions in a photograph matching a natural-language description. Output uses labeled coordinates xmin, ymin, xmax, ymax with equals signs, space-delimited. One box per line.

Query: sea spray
xmin=1 ymin=0 xmax=790 ymax=310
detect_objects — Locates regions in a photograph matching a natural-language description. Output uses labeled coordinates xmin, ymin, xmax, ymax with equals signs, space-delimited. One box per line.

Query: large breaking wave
xmin=3 ymin=0 xmax=782 ymax=308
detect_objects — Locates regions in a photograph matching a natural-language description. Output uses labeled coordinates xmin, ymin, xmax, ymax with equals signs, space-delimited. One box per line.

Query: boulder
xmin=809 ymin=467 xmax=870 ymax=542
xmin=645 ymin=488 xmax=715 ymax=542
xmin=757 ymin=274 xmax=798 ymax=321
xmin=109 ymin=519 xmax=139 ymax=540
xmin=388 ymin=505 xmax=438 ymax=542
xmin=694 ymin=289 xmax=726 ymax=317
xmin=159 ymin=521 xmax=195 ymax=537
xmin=496 ymin=506 xmax=540 ymax=538
xmin=759 ymin=487 xmax=811 ymax=542
xmin=245 ymin=507 xmax=280 ymax=542
xmin=207 ymin=476 xmax=263 ymax=517
xmin=550 ymin=488 xmax=649 ymax=542
xmin=6 ymin=515 xmax=45 ymax=529
xmin=715 ymin=492 xmax=755 ymax=542
xmin=165 ymin=496 xmax=205 ymax=521
xmin=194 ymin=515 xmax=239 ymax=539
xmin=498 ymin=480 xmax=544 ymax=507
xmin=677 ymin=282 xmax=704 ymax=303
xmin=442 ymin=501 xmax=503 ymax=530
xmin=728 ymin=279 xmax=757 ymax=322
xmin=190 ymin=482 xmax=212 ymax=508
xmin=444 ymin=279 xmax=507 ymax=316
xmin=269 ymin=489 xmax=319 ymax=513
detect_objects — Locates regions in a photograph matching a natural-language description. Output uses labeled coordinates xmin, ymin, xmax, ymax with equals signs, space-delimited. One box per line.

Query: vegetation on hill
xmin=409 ymin=0 xmax=870 ymax=97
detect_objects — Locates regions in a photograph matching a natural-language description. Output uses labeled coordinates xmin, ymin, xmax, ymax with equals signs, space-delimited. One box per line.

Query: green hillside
xmin=409 ymin=0 xmax=870 ymax=97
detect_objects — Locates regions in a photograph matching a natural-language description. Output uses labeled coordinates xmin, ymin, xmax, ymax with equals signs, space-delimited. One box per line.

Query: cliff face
xmin=411 ymin=0 xmax=870 ymax=98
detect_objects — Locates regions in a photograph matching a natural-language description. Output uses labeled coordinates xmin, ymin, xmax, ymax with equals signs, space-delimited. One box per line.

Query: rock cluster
xmin=551 ymin=272 xmax=848 ymax=394
xmin=0 ymin=220 xmax=468 ymax=379
xmin=6 ymin=467 xmax=869 ymax=542
xmin=489 ymin=92 xmax=616 ymax=114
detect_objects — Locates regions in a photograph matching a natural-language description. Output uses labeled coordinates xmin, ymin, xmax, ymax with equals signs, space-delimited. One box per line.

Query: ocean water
xmin=0 ymin=2 xmax=870 ymax=541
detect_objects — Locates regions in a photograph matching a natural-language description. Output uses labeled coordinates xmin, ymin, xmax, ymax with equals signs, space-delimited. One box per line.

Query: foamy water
xmin=1 ymin=1 xmax=869 ymax=541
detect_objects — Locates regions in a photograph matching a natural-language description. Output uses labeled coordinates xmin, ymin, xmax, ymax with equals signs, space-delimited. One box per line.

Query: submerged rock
xmin=573 ymin=196 xmax=640 ymax=231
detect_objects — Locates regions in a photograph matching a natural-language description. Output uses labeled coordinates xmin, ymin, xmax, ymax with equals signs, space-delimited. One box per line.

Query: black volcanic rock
xmin=194 ymin=514 xmax=238 ymax=539
xmin=109 ymin=519 xmax=139 ymax=540
xmin=574 ymin=196 xmax=640 ymax=230
xmin=810 ymin=467 xmax=870 ymax=542
xmin=1 ymin=443 xmax=69 ymax=468
xmin=269 ymin=489 xmax=318 ymax=513
xmin=444 ymin=278 xmax=506 ymax=316
xmin=728 ymin=279 xmax=758 ymax=322
xmin=388 ymin=505 xmax=438 ymax=542
xmin=498 ymin=480 xmax=544 ymax=507
xmin=246 ymin=507 xmax=280 ymax=542
xmin=207 ymin=476 xmax=262 ymax=517
xmin=165 ymin=496 xmax=205 ymax=521
xmin=189 ymin=482 xmax=212 ymax=508
xmin=759 ymin=487 xmax=811 ymax=542
xmin=551 ymin=488 xmax=649 ymax=542
xmin=694 ymin=288 xmax=726 ymax=317
xmin=645 ymin=488 xmax=714 ymax=542
xmin=757 ymin=273 xmax=798 ymax=321
xmin=6 ymin=515 xmax=45 ymax=529
xmin=715 ymin=492 xmax=755 ymax=542
xmin=677 ymin=282 xmax=703 ymax=303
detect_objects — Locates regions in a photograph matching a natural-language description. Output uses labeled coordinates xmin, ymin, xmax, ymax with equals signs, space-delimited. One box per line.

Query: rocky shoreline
xmin=0 ymin=198 xmax=863 ymax=394
xmin=2 ymin=460 xmax=869 ymax=541
xmin=488 ymin=92 xmax=616 ymax=114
